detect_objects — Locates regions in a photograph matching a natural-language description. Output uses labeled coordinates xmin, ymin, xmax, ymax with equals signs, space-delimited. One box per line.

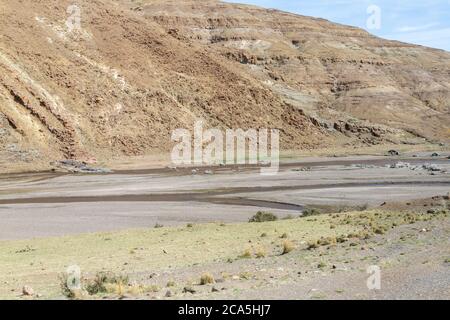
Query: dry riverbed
xmin=0 ymin=154 xmax=449 ymax=240
xmin=0 ymin=154 xmax=449 ymax=299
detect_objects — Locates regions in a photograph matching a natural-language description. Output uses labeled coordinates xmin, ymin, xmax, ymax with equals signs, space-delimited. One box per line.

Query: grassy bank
xmin=0 ymin=206 xmax=448 ymax=299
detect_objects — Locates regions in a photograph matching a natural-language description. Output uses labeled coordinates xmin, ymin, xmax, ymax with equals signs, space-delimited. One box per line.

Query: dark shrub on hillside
xmin=249 ymin=211 xmax=278 ymax=223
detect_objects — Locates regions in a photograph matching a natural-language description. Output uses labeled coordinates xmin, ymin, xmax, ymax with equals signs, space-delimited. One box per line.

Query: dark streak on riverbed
xmin=0 ymin=181 xmax=448 ymax=212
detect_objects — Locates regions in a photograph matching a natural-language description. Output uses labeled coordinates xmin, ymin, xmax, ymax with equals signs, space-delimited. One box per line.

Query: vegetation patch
xmin=60 ymin=271 xmax=130 ymax=298
xmin=302 ymin=207 xmax=322 ymax=217
xmin=282 ymin=240 xmax=295 ymax=255
xmin=239 ymin=248 xmax=252 ymax=259
xmin=249 ymin=211 xmax=278 ymax=223
xmin=85 ymin=272 xmax=129 ymax=295
xmin=200 ymin=273 xmax=215 ymax=285
xmin=255 ymin=247 xmax=267 ymax=258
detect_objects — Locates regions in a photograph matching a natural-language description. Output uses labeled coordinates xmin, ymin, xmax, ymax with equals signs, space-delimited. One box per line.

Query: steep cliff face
xmin=0 ymin=0 xmax=449 ymax=171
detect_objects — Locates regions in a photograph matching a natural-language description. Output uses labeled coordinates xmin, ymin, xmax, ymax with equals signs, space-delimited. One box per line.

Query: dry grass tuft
xmin=85 ymin=272 xmax=129 ymax=296
xmin=240 ymin=248 xmax=252 ymax=259
xmin=282 ymin=240 xmax=295 ymax=255
xmin=255 ymin=247 xmax=267 ymax=258
xmin=307 ymin=240 xmax=319 ymax=250
xmin=166 ymin=280 xmax=176 ymax=287
xmin=200 ymin=273 xmax=215 ymax=285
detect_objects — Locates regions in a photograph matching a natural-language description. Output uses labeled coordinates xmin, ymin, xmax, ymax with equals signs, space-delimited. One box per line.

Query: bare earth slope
xmin=0 ymin=0 xmax=449 ymax=172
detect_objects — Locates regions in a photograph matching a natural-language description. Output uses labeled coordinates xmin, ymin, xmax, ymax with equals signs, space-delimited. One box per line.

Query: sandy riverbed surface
xmin=0 ymin=154 xmax=448 ymax=240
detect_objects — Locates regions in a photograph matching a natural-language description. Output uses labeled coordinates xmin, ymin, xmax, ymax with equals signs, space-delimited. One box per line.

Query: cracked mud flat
xmin=0 ymin=155 xmax=449 ymax=240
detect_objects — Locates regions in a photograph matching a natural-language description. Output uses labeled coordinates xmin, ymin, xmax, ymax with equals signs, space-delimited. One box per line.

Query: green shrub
xmin=249 ymin=211 xmax=278 ymax=223
xmin=302 ymin=207 xmax=322 ymax=217
xmin=85 ymin=272 xmax=129 ymax=295
xmin=59 ymin=273 xmax=81 ymax=299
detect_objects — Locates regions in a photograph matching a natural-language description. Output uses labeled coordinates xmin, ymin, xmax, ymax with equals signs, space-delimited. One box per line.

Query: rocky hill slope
xmin=0 ymin=0 xmax=449 ymax=172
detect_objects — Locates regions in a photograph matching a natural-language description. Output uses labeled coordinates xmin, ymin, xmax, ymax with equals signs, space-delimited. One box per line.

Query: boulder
xmin=388 ymin=150 xmax=400 ymax=156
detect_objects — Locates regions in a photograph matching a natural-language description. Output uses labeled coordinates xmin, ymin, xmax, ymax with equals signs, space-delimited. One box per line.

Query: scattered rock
xmin=51 ymin=160 xmax=111 ymax=174
xmin=183 ymin=286 xmax=196 ymax=294
xmin=431 ymin=153 xmax=439 ymax=157
xmin=165 ymin=290 xmax=173 ymax=297
xmin=351 ymin=164 xmax=376 ymax=169
xmin=388 ymin=150 xmax=400 ymax=156
xmin=422 ymin=164 xmax=442 ymax=172
xmin=389 ymin=162 xmax=410 ymax=169
xmin=22 ymin=286 xmax=34 ymax=296
xmin=292 ymin=167 xmax=311 ymax=172
xmin=211 ymin=287 xmax=219 ymax=292
xmin=388 ymin=162 xmax=445 ymax=174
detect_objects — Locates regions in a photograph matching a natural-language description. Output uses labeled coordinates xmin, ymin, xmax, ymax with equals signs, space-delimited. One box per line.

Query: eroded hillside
xmin=0 ymin=0 xmax=449 ymax=172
